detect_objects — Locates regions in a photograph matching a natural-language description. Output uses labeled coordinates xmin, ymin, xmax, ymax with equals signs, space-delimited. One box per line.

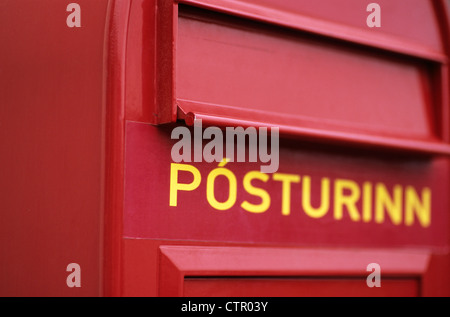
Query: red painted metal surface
xmin=102 ymin=0 xmax=130 ymax=298
xmin=0 ymin=0 xmax=109 ymax=296
xmin=1 ymin=0 xmax=449 ymax=297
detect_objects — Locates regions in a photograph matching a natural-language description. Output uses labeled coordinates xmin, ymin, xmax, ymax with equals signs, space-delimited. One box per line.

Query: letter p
xmin=170 ymin=163 xmax=201 ymax=207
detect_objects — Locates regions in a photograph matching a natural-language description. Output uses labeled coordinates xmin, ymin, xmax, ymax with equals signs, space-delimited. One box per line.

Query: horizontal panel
xmin=178 ymin=0 xmax=447 ymax=60
xmin=124 ymin=122 xmax=449 ymax=247
xmin=177 ymin=7 xmax=440 ymax=141
xmin=184 ymin=277 xmax=419 ymax=297
xmin=160 ymin=246 xmax=430 ymax=276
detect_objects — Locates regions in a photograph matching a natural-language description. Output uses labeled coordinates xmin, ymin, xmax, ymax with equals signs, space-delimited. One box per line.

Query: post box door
xmin=159 ymin=246 xmax=429 ymax=297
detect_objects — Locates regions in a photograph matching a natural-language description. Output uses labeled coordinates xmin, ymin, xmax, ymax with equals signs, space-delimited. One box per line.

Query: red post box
xmin=1 ymin=0 xmax=449 ymax=297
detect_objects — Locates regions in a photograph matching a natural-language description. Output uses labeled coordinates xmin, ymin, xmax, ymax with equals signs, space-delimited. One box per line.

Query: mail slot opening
xmin=176 ymin=5 xmax=448 ymax=154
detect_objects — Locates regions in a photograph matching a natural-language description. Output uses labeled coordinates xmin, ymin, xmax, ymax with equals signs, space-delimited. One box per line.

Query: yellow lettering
xmin=375 ymin=184 xmax=402 ymax=225
xmin=273 ymin=173 xmax=300 ymax=216
xmin=302 ymin=176 xmax=330 ymax=218
xmin=405 ymin=186 xmax=431 ymax=227
xmin=169 ymin=163 xmax=201 ymax=207
xmin=241 ymin=171 xmax=271 ymax=214
xmin=206 ymin=160 xmax=237 ymax=210
xmin=334 ymin=179 xmax=361 ymax=222
xmin=362 ymin=182 xmax=373 ymax=222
